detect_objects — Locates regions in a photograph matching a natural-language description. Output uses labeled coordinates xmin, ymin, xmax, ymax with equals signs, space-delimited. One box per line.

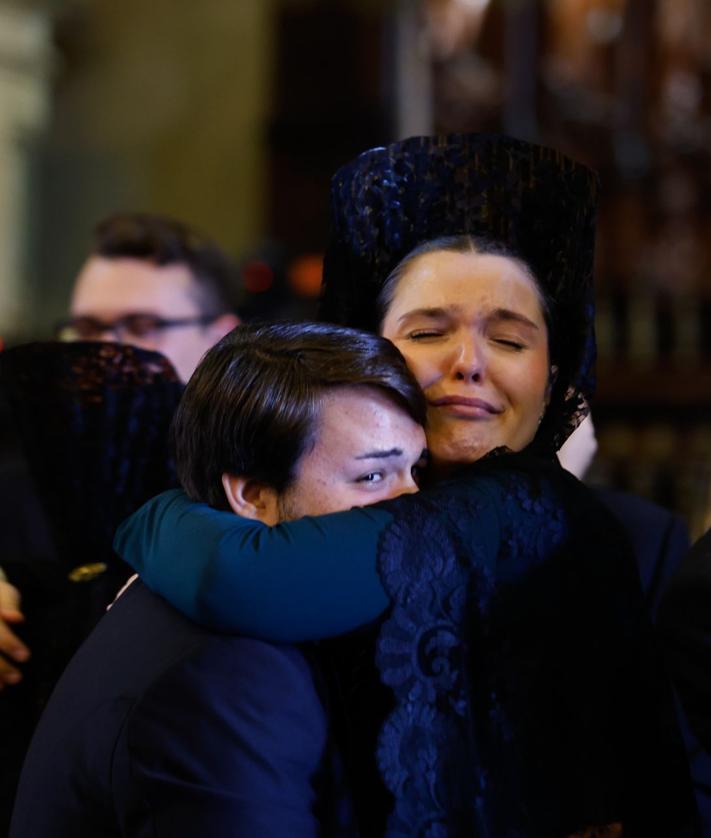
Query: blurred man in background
xmin=0 ymin=213 xmax=242 ymax=826
xmin=1 ymin=211 xmax=242 ymax=695
xmin=58 ymin=212 xmax=242 ymax=382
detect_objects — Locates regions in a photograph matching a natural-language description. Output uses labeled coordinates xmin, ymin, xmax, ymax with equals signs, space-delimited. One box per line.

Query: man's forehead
xmin=314 ymin=385 xmax=421 ymax=443
xmin=71 ymin=255 xmax=200 ymax=315
xmin=317 ymin=385 xmax=400 ymax=416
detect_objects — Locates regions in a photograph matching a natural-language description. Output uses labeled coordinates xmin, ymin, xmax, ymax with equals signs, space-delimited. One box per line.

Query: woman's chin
xmin=427 ymin=428 xmax=538 ymax=478
xmin=427 ymin=435 xmax=493 ymax=477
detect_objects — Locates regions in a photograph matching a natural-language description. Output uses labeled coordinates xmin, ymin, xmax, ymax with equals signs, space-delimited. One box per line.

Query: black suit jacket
xmin=597 ymin=488 xmax=690 ymax=621
xmin=10 ymin=579 xmax=350 ymax=837
xmin=657 ymin=527 xmax=711 ymax=836
xmin=659 ymin=529 xmax=711 ymax=752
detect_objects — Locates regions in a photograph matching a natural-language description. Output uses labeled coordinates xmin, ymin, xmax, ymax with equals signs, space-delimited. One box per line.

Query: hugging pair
xmin=12 ymin=135 xmax=696 ymax=837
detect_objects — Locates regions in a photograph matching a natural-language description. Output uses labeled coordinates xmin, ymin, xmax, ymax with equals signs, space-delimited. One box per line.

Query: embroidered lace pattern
xmin=375 ymin=469 xmax=566 ymax=836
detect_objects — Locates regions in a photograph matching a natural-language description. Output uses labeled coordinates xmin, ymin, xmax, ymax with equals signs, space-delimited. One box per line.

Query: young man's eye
xmin=357 ymin=472 xmax=384 ymax=484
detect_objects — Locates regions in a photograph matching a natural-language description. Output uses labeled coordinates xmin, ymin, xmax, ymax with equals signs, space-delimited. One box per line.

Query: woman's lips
xmin=428 ymin=395 xmax=503 ymax=418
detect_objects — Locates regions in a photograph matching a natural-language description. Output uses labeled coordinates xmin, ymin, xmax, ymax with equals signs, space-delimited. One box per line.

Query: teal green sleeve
xmin=114 ymin=489 xmax=393 ymax=641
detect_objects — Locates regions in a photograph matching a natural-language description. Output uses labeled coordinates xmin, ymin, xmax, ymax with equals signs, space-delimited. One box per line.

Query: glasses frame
xmin=55 ymin=312 xmax=219 ymax=342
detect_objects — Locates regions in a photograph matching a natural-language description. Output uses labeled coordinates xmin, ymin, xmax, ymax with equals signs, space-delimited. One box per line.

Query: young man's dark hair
xmin=92 ymin=212 xmax=240 ymax=316
xmin=173 ymin=321 xmax=426 ymax=508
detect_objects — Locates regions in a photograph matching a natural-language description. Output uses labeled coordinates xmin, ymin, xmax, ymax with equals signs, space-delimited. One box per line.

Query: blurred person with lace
xmin=0 ymin=342 xmax=183 ymax=832
xmin=0 ymin=211 xmax=241 ymax=693
xmin=116 ymin=135 xmax=696 ymax=836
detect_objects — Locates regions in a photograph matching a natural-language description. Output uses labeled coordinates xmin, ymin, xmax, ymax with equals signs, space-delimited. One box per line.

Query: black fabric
xmin=327 ymin=455 xmax=697 ymax=836
xmin=10 ymin=580 xmax=352 ymax=837
xmin=0 ymin=341 xmax=183 ymax=574
xmin=318 ymin=622 xmax=394 ymax=837
xmin=659 ymin=529 xmax=711 ymax=754
xmin=596 ymin=488 xmax=690 ymax=622
xmin=379 ymin=455 xmax=696 ymax=836
xmin=658 ymin=529 xmax=711 ymax=837
xmin=0 ymin=341 xmax=183 ymax=832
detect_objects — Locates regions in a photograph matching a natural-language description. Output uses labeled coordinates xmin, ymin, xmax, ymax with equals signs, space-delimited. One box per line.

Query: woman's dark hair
xmin=376 ymin=234 xmax=553 ymax=344
xmin=173 ymin=321 xmax=426 ymax=509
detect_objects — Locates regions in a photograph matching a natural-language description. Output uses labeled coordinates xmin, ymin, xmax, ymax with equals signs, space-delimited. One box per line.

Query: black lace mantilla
xmin=370 ymin=451 xmax=696 ymax=837
xmin=376 ymin=473 xmax=565 ymax=836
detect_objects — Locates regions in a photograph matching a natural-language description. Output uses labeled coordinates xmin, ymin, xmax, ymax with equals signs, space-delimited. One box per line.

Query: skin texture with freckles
xmin=275 ymin=387 xmax=427 ymax=522
xmin=381 ymin=249 xmax=551 ymax=473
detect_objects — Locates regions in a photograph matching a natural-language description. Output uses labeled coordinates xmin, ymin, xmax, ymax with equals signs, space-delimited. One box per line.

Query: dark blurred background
xmin=1 ymin=0 xmax=709 ymax=535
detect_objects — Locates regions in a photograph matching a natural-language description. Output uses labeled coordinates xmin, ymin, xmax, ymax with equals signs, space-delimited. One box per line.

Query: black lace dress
xmin=317 ymin=453 xmax=695 ymax=836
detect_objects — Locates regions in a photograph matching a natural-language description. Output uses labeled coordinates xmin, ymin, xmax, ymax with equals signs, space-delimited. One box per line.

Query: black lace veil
xmin=0 ymin=341 xmax=184 ymax=575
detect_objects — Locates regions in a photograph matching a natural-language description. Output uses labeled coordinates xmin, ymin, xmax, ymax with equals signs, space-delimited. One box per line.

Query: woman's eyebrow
xmin=396 ymin=307 xmax=452 ymax=325
xmin=397 ymin=306 xmax=539 ymax=329
xmin=487 ymin=308 xmax=540 ymax=330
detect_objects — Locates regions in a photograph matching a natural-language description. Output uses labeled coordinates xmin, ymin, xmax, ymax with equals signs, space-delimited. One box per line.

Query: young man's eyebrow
xmin=355 ymin=448 xmax=403 ymax=460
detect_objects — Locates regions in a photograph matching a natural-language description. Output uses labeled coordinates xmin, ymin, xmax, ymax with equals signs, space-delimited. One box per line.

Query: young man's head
xmin=62 ymin=212 xmax=241 ymax=381
xmin=173 ymin=321 xmax=428 ymax=522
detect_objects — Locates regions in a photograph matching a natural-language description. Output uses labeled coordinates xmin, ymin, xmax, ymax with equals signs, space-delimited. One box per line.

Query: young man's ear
xmin=221 ymin=473 xmax=279 ymax=525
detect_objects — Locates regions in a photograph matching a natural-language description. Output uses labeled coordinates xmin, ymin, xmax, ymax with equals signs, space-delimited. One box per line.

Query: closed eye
xmin=407 ymin=329 xmax=445 ymax=340
xmin=492 ymin=337 xmax=525 ymax=350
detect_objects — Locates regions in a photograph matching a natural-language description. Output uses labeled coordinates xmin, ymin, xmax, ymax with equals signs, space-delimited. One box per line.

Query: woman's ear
xmin=221 ymin=473 xmax=279 ymax=525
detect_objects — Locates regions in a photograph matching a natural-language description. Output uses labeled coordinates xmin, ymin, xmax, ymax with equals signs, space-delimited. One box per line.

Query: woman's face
xmin=381 ymin=249 xmax=552 ymax=472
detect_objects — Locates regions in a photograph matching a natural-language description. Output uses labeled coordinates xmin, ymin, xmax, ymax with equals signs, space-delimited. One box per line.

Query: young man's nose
xmin=97 ymin=327 xmax=121 ymax=342
xmin=388 ymin=476 xmax=419 ymax=500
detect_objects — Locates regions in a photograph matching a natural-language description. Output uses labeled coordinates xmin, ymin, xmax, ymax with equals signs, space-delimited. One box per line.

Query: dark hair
xmin=377 ymin=234 xmax=553 ymax=341
xmin=92 ymin=212 xmax=240 ymax=316
xmin=173 ymin=321 xmax=427 ymax=508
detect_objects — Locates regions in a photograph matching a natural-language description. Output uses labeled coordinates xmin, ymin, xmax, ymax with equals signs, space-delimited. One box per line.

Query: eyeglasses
xmin=55 ymin=313 xmax=218 ymax=343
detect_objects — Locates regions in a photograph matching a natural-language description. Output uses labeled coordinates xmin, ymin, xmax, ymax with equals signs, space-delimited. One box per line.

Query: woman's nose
xmin=450 ymin=334 xmax=484 ymax=382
